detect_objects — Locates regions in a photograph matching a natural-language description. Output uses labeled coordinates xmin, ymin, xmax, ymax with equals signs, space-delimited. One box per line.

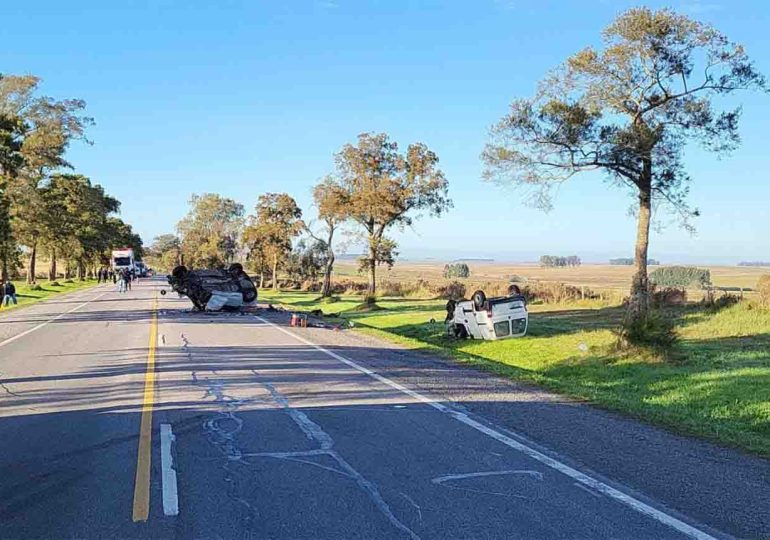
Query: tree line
xmin=0 ymin=75 xmax=142 ymax=282
xmin=539 ymin=255 xmax=581 ymax=268
xmin=149 ymin=132 xmax=451 ymax=297
xmin=610 ymin=258 xmax=660 ymax=266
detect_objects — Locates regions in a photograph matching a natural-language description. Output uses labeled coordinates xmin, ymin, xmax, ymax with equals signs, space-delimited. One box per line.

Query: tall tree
xmin=0 ymin=74 xmax=92 ymax=282
xmin=149 ymin=234 xmax=182 ymax=270
xmin=335 ymin=132 xmax=451 ymax=295
xmin=244 ymin=193 xmax=304 ymax=291
xmin=309 ymin=176 xmax=349 ymax=297
xmin=482 ymin=8 xmax=766 ymax=320
xmin=177 ymin=193 xmax=244 ymax=268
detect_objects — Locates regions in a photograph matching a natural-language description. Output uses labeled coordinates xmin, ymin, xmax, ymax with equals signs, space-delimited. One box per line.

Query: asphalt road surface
xmin=1 ymin=278 xmax=768 ymax=539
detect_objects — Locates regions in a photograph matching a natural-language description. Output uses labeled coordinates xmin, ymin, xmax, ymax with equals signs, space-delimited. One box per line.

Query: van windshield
xmin=114 ymin=257 xmax=131 ymax=266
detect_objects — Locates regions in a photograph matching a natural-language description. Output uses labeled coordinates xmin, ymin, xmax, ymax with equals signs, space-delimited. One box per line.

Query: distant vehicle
xmin=135 ymin=261 xmax=148 ymax=277
xmin=446 ymin=290 xmax=528 ymax=340
xmin=165 ymin=263 xmax=258 ymax=311
xmin=111 ymin=248 xmax=135 ymax=274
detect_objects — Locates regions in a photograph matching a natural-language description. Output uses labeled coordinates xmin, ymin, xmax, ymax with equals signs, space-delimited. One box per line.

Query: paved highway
xmin=1 ymin=278 xmax=768 ymax=539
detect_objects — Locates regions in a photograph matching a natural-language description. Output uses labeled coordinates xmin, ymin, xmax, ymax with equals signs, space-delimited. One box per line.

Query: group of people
xmin=95 ymin=268 xmax=116 ymax=284
xmin=94 ymin=267 xmax=137 ymax=293
xmin=0 ymin=280 xmax=17 ymax=308
xmin=115 ymin=268 xmax=135 ymax=293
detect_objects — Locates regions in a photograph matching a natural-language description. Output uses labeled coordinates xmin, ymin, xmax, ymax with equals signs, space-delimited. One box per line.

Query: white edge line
xmin=0 ymin=291 xmax=108 ymax=349
xmin=256 ymin=316 xmax=718 ymax=540
xmin=160 ymin=423 xmax=180 ymax=516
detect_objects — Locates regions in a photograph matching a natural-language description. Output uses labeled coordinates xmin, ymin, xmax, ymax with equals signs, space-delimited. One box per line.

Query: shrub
xmin=438 ymin=281 xmax=466 ymax=300
xmin=615 ymin=311 xmax=679 ymax=354
xmin=650 ymin=266 xmax=711 ymax=289
xmin=651 ymin=287 xmax=687 ymax=307
xmin=50 ymin=281 xmax=62 ymax=287
xmin=300 ymin=280 xmax=320 ymax=292
xmin=758 ymin=275 xmax=770 ymax=308
xmin=709 ymin=293 xmax=740 ymax=310
xmin=29 ymin=284 xmax=43 ymax=291
xmin=330 ymin=279 xmax=369 ymax=295
xmin=522 ymin=281 xmax=599 ymax=303
xmin=443 ymin=263 xmax=470 ymax=279
xmin=379 ymin=280 xmax=405 ymax=297
xmin=64 ymin=279 xmax=75 ymax=284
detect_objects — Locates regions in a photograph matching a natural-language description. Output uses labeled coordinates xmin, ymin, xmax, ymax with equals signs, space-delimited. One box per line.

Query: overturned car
xmin=446 ymin=289 xmax=528 ymax=340
xmin=165 ymin=264 xmax=258 ymax=311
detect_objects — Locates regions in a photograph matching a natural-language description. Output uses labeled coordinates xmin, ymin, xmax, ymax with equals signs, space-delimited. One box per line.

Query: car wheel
xmin=471 ymin=290 xmax=487 ymax=311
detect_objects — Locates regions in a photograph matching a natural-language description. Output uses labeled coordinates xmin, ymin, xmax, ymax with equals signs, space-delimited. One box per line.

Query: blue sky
xmin=2 ymin=0 xmax=768 ymax=263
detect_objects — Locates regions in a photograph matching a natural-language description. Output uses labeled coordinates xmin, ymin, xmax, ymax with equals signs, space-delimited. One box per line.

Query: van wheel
xmin=472 ymin=290 xmax=487 ymax=311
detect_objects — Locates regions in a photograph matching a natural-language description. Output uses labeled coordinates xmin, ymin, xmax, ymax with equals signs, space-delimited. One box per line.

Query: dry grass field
xmin=334 ymin=260 xmax=767 ymax=292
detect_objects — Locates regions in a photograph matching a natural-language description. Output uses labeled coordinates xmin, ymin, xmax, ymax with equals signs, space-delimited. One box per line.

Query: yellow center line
xmin=132 ymin=294 xmax=158 ymax=522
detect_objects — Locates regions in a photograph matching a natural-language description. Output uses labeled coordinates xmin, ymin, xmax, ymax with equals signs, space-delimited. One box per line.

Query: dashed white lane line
xmin=256 ymin=316 xmax=718 ymax=540
xmin=0 ymin=291 xmax=108 ymax=350
xmin=160 ymin=423 xmax=179 ymax=516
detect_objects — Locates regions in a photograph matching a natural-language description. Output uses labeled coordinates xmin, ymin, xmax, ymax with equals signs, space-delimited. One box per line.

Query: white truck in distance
xmin=111 ymin=248 xmax=135 ymax=273
xmin=446 ymin=289 xmax=528 ymax=340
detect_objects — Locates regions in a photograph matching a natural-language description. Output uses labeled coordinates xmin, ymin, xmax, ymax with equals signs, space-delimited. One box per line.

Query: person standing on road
xmin=1 ymin=280 xmax=17 ymax=307
xmin=111 ymin=269 xmax=117 ymax=284
xmin=117 ymin=270 xmax=125 ymax=293
xmin=123 ymin=269 xmax=131 ymax=292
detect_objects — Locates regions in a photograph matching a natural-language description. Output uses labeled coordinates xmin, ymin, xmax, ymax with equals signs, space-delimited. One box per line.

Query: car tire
xmin=472 ymin=290 xmax=487 ymax=311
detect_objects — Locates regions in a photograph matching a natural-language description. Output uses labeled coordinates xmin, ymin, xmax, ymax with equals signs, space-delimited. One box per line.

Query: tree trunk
xmin=259 ymin=270 xmax=264 ymax=289
xmin=628 ymin=172 xmax=652 ymax=321
xmin=272 ymin=253 xmax=278 ymax=291
xmin=367 ymin=242 xmax=376 ymax=296
xmin=78 ymin=259 xmax=86 ymax=281
xmin=0 ymin=253 xmax=7 ymax=282
xmin=322 ymin=252 xmax=335 ymax=297
xmin=321 ymin=227 xmax=335 ymax=297
xmin=27 ymin=242 xmax=37 ymax=284
xmin=48 ymin=248 xmax=57 ymax=281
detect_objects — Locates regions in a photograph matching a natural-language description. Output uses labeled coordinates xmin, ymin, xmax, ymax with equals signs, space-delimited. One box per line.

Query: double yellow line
xmin=132 ymin=295 xmax=158 ymax=522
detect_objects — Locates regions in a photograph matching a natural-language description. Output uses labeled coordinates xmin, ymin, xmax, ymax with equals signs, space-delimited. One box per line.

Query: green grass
xmin=261 ymin=289 xmax=770 ymax=456
xmin=0 ymin=279 xmax=100 ymax=314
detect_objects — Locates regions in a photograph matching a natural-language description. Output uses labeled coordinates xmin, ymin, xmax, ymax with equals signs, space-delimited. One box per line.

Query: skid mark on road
xmin=431 ymin=470 xmax=543 ymax=499
xmin=180 ymin=326 xmax=420 ymax=540
xmin=253 ymin=375 xmax=420 ymax=540
xmin=184 ymin=334 xmax=263 ymax=530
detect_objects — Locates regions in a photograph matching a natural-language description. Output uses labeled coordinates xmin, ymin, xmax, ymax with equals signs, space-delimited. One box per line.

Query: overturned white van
xmin=446 ymin=290 xmax=528 ymax=340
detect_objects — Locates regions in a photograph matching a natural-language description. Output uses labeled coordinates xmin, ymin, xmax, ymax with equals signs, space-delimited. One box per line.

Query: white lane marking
xmin=0 ymin=291 xmax=108 ymax=350
xmin=160 ymin=423 xmax=180 ymax=516
xmin=256 ymin=316 xmax=718 ymax=540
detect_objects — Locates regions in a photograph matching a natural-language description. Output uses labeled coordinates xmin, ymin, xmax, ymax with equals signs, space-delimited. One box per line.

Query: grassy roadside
xmin=260 ymin=289 xmax=770 ymax=456
xmin=0 ymin=279 xmax=100 ymax=315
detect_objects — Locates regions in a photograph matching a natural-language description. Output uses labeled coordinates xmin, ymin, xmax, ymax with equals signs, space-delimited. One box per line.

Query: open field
xmin=0 ymin=279 xmax=99 ymax=315
xmin=259 ymin=288 xmax=770 ymax=456
xmin=333 ymin=260 xmax=769 ymax=291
